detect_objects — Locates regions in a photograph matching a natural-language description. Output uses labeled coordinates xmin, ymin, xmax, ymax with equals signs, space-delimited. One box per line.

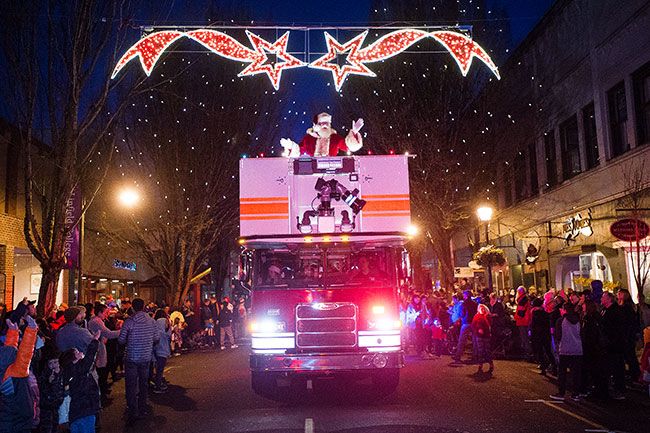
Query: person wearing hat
xmin=280 ymin=112 xmax=364 ymax=157
xmin=55 ymin=306 xmax=94 ymax=354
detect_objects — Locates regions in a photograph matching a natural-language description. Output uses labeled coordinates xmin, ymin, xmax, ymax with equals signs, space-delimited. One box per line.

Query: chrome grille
xmin=295 ymin=303 xmax=357 ymax=349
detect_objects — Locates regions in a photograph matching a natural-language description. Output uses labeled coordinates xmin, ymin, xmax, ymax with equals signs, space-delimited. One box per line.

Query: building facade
xmin=452 ymin=0 xmax=650 ymax=299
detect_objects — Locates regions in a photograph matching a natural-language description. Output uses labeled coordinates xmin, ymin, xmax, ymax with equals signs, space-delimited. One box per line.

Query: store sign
xmin=113 ymin=259 xmax=137 ymax=272
xmin=610 ymin=218 xmax=650 ymax=242
xmin=562 ymin=210 xmax=593 ymax=246
xmin=454 ymin=267 xmax=474 ymax=278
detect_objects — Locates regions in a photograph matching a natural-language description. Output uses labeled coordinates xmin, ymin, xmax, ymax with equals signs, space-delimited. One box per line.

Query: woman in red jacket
xmin=515 ymin=286 xmax=532 ymax=360
xmin=472 ymin=304 xmax=494 ymax=374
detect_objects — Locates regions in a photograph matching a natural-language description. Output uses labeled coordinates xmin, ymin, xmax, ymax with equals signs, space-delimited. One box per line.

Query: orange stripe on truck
xmin=240 ymin=215 xmax=289 ymax=220
xmin=364 ymin=212 xmax=411 ymax=218
xmin=363 ymin=194 xmax=410 ymax=199
xmin=363 ymin=199 xmax=410 ymax=212
xmin=240 ymin=202 xmax=289 ymax=215
xmin=240 ymin=196 xmax=288 ymax=203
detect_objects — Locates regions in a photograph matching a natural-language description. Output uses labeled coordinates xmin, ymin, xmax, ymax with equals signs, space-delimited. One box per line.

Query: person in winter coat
xmin=472 ymin=304 xmax=494 ymax=374
xmin=550 ymin=304 xmax=583 ymax=401
xmin=200 ymin=298 xmax=217 ymax=348
xmin=37 ymin=347 xmax=64 ymax=433
xmin=530 ymin=298 xmax=556 ymax=376
xmin=219 ymin=299 xmax=237 ymax=350
xmin=118 ymin=298 xmax=159 ymax=423
xmin=515 ymin=286 xmax=532 ymax=360
xmin=60 ymin=331 xmax=101 ymax=433
xmin=601 ymin=292 xmax=626 ymax=399
xmin=87 ymin=303 xmax=120 ymax=401
xmin=0 ymin=316 xmax=38 ymax=433
xmin=617 ymin=289 xmax=641 ymax=382
xmin=580 ymin=299 xmax=608 ymax=400
xmin=56 ymin=307 xmax=94 ymax=354
xmin=152 ymin=309 xmax=171 ymax=393
xmin=452 ymin=291 xmax=477 ymax=363
xmin=405 ymin=294 xmax=431 ymax=358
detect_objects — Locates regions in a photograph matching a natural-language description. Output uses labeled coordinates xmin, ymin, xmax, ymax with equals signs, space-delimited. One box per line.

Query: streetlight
xmin=476 ymin=205 xmax=494 ymax=292
xmin=118 ymin=187 xmax=140 ymax=208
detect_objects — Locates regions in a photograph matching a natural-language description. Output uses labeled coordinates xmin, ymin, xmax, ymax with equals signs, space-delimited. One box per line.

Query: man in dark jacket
xmin=219 ymin=299 xmax=237 ymax=350
xmin=617 ymin=289 xmax=641 ymax=382
xmin=55 ymin=307 xmax=93 ymax=354
xmin=530 ymin=298 xmax=556 ymax=375
xmin=601 ymin=292 xmax=626 ymax=399
xmin=60 ymin=332 xmax=101 ymax=432
xmin=452 ymin=291 xmax=477 ymax=363
xmin=118 ymin=298 xmax=159 ymax=423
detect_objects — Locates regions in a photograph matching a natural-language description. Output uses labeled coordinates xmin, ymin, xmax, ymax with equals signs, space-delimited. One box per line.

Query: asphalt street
xmin=99 ymin=346 xmax=650 ymax=433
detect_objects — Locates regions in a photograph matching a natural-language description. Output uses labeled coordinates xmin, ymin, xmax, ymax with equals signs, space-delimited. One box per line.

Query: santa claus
xmin=280 ymin=112 xmax=364 ymax=157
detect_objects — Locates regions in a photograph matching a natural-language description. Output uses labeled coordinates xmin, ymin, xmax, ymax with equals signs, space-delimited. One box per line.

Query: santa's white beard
xmin=313 ymin=125 xmax=333 ymax=139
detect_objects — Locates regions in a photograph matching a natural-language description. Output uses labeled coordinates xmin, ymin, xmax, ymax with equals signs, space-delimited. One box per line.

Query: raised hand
xmin=24 ymin=315 xmax=37 ymax=329
xmin=93 ymin=329 xmax=102 ymax=340
xmin=6 ymin=319 xmax=18 ymax=331
xmin=352 ymin=118 xmax=364 ymax=134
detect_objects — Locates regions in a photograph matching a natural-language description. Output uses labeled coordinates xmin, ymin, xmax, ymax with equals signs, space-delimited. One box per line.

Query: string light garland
xmin=112 ymin=28 xmax=500 ymax=90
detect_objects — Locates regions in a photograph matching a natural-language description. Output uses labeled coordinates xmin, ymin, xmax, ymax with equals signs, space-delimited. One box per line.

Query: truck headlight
xmin=250 ymin=320 xmax=286 ymax=333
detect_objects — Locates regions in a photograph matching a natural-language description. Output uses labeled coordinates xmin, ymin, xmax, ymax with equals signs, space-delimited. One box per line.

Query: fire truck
xmin=238 ymin=155 xmax=413 ymax=398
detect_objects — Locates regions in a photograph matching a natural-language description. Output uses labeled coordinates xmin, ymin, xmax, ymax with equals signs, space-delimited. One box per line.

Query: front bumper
xmin=250 ymin=350 xmax=404 ymax=372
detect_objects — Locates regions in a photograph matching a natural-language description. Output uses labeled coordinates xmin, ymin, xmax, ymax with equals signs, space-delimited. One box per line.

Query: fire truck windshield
xmin=253 ymin=247 xmax=395 ymax=290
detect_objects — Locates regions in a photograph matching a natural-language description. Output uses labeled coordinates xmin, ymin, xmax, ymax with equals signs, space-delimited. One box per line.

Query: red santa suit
xmin=282 ymin=113 xmax=363 ymax=157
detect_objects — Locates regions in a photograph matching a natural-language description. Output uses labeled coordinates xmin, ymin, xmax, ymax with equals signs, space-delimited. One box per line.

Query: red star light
xmin=309 ymin=31 xmax=376 ymax=91
xmin=238 ymin=31 xmax=306 ymax=90
xmin=430 ymin=31 xmax=500 ymax=80
xmin=112 ymin=31 xmax=185 ymax=79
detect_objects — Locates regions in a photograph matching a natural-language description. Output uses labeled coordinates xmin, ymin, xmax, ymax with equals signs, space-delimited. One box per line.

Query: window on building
xmin=514 ymin=151 xmax=527 ymax=202
xmin=544 ymin=132 xmax=557 ymax=188
xmin=528 ymin=142 xmax=539 ymax=195
xmin=583 ymin=103 xmax=599 ymax=169
xmin=560 ymin=115 xmax=581 ymax=180
xmin=608 ymin=82 xmax=629 ymax=158
xmin=633 ymin=62 xmax=650 ymax=146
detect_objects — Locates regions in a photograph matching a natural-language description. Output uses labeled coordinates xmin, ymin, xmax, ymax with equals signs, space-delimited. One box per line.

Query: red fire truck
xmin=238 ymin=155 xmax=414 ymax=398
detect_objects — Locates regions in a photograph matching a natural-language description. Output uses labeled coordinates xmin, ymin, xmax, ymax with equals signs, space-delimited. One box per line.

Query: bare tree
xmin=620 ymin=160 xmax=650 ymax=297
xmin=105 ymin=38 xmax=282 ymax=305
xmin=0 ymin=1 xmax=149 ymax=315
xmin=339 ymin=0 xmax=509 ymax=288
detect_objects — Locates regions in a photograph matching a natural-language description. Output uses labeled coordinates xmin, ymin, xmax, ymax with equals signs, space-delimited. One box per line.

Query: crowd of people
xmin=0 ymin=293 xmax=248 ymax=432
xmin=401 ymin=280 xmax=650 ymax=401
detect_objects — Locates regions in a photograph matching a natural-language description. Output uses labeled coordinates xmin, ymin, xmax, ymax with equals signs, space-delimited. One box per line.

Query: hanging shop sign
xmin=63 ymin=186 xmax=81 ymax=269
xmin=112 ymin=27 xmax=500 ymax=91
xmin=562 ymin=210 xmax=593 ymax=246
xmin=113 ymin=259 xmax=137 ymax=272
xmin=610 ymin=218 xmax=650 ymax=242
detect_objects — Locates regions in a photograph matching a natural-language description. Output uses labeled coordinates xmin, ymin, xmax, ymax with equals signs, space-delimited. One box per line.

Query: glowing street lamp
xmin=476 ymin=205 xmax=494 ymax=292
xmin=118 ymin=187 xmax=140 ymax=208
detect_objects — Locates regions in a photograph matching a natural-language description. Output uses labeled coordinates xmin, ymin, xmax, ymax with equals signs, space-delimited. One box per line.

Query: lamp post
xmin=73 ymin=186 xmax=141 ymax=304
xmin=477 ymin=206 xmax=494 ymax=293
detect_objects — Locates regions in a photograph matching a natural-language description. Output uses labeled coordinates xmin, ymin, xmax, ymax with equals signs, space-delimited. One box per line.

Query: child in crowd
xmin=60 ymin=330 xmax=101 ymax=433
xmin=38 ymin=349 xmax=64 ymax=433
xmin=171 ymin=317 xmax=184 ymax=356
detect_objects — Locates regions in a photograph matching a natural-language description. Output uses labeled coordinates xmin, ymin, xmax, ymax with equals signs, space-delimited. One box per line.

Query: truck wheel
xmin=371 ymin=368 xmax=400 ymax=395
xmin=251 ymin=372 xmax=278 ymax=399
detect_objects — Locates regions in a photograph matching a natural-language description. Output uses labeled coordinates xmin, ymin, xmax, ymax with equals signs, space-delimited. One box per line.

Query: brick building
xmin=452 ymin=0 xmax=650 ymax=299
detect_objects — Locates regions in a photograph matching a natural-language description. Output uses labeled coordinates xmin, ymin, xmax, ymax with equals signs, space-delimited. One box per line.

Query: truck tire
xmin=251 ymin=372 xmax=278 ymax=399
xmin=371 ymin=368 xmax=400 ymax=395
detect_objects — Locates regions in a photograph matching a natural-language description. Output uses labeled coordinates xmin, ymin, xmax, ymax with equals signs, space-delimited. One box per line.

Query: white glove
xmin=280 ymin=138 xmax=293 ymax=151
xmin=280 ymin=138 xmax=298 ymax=157
xmin=352 ymin=118 xmax=364 ymax=134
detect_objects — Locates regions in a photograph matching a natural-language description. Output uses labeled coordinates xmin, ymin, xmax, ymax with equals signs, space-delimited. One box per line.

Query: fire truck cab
xmin=239 ymin=155 xmax=413 ymax=398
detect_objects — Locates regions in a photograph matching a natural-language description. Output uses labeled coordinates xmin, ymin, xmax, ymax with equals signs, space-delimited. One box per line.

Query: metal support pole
xmin=486 ymin=223 xmax=493 ymax=293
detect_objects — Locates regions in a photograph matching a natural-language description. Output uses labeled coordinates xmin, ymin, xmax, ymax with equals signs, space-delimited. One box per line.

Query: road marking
xmin=304 ymin=418 xmax=314 ymax=433
xmin=525 ymin=399 xmax=609 ymax=430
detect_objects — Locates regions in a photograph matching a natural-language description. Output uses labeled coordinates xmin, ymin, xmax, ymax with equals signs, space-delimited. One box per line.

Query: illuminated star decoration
xmin=112 ymin=31 xmax=185 ymax=79
xmin=111 ymin=28 xmax=500 ymax=90
xmin=308 ymin=31 xmax=376 ymax=92
xmin=430 ymin=31 xmax=501 ymax=79
xmin=238 ymin=31 xmax=306 ymax=90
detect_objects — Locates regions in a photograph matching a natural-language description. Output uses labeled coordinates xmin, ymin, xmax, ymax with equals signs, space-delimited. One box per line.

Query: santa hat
xmin=312 ymin=112 xmax=332 ymax=124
